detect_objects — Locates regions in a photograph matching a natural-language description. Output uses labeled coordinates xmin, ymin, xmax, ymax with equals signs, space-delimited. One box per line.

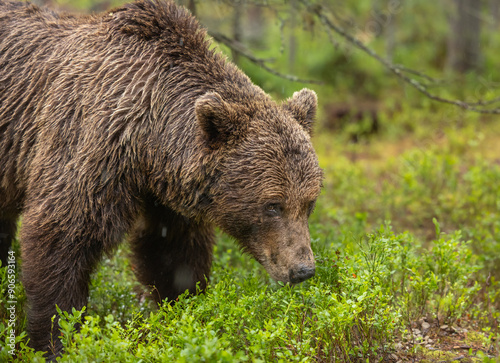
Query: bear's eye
xmin=264 ymin=203 xmax=282 ymax=218
xmin=307 ymin=200 xmax=316 ymax=217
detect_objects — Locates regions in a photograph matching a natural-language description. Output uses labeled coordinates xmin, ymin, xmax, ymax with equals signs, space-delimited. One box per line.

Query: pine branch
xmin=209 ymin=31 xmax=324 ymax=85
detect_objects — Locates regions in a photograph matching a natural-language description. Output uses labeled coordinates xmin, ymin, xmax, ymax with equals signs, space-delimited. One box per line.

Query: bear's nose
xmin=289 ymin=265 xmax=315 ymax=283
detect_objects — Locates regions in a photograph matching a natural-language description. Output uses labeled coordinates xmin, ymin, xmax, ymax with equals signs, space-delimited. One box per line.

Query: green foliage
xmin=2 ymin=220 xmax=495 ymax=361
xmin=88 ymin=246 xmax=152 ymax=323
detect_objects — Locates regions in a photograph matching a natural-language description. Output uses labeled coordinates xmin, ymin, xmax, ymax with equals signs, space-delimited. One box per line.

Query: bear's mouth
xmin=259 ymin=257 xmax=315 ymax=284
xmin=238 ymin=233 xmax=316 ymax=284
xmin=288 ymin=264 xmax=316 ymax=283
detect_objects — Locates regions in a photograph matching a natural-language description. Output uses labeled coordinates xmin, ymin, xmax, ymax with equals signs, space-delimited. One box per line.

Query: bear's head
xmin=196 ymin=88 xmax=323 ymax=284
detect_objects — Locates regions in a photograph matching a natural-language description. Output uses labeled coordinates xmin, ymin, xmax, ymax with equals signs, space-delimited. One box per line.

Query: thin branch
xmin=464 ymin=96 xmax=500 ymax=107
xmin=300 ymin=0 xmax=500 ymax=114
xmin=209 ymin=31 xmax=324 ymax=85
xmin=392 ymin=64 xmax=445 ymax=85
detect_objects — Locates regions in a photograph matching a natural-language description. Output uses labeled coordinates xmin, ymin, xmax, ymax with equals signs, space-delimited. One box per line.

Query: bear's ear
xmin=195 ymin=92 xmax=242 ymax=148
xmin=284 ymin=88 xmax=318 ymax=135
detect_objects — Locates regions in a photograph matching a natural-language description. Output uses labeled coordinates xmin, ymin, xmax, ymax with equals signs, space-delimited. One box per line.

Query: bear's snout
xmin=289 ymin=264 xmax=315 ymax=283
xmin=256 ymin=238 xmax=316 ymax=284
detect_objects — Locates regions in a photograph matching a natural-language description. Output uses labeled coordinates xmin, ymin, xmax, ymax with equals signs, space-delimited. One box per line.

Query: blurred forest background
xmin=2 ymin=0 xmax=500 ymax=361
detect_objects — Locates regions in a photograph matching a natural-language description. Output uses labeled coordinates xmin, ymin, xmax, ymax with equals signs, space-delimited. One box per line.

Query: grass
xmin=2 ymin=97 xmax=500 ymax=362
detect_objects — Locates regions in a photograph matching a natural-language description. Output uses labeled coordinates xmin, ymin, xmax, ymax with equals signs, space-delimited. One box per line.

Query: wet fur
xmin=0 ymin=0 xmax=322 ymax=356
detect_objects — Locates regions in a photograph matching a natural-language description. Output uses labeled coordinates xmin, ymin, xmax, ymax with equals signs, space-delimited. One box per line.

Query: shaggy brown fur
xmin=0 ymin=0 xmax=322 ymax=356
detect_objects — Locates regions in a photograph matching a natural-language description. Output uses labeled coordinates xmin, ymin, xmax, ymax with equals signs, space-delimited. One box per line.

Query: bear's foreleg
xmin=130 ymin=200 xmax=215 ymax=303
xmin=20 ymin=207 xmax=105 ymax=357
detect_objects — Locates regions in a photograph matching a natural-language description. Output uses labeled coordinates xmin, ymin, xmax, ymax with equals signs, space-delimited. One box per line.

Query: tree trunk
xmin=289 ymin=0 xmax=298 ymax=72
xmin=232 ymin=1 xmax=243 ymax=65
xmin=490 ymin=0 xmax=500 ymax=30
xmin=447 ymin=0 xmax=482 ymax=73
xmin=385 ymin=9 xmax=396 ymax=62
xmin=187 ymin=0 xmax=197 ymax=17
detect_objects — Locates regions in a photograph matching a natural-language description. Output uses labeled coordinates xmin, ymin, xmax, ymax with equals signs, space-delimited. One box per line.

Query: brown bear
xmin=0 ymin=0 xmax=322 ymax=356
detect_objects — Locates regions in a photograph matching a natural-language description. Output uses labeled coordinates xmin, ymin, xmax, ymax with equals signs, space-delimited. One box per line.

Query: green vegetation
xmin=1 ymin=0 xmax=500 ymax=361
xmin=2 ymin=112 xmax=499 ymax=361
